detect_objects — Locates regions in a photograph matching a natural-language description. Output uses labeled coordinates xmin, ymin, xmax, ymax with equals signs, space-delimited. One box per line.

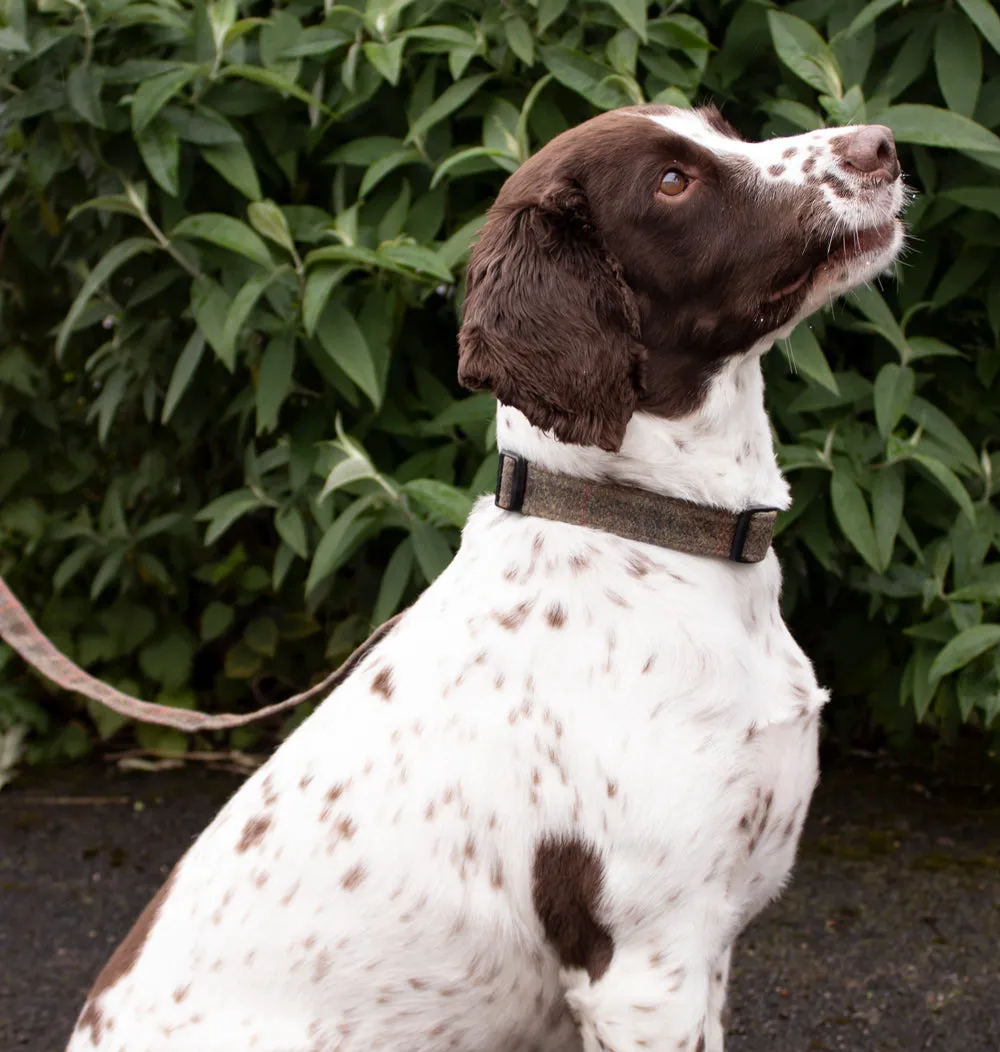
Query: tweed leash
xmin=0 ymin=571 xmax=403 ymax=732
xmin=494 ymin=452 xmax=779 ymax=564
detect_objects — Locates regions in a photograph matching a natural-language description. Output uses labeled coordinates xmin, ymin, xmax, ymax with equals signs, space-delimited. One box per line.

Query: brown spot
xmin=237 ymin=814 xmax=272 ymax=853
xmin=172 ymin=985 xmax=190 ymax=1003
xmin=299 ymin=773 xmax=313 ymax=790
xmin=85 ymin=866 xmax=178 ymax=1003
xmin=641 ymin=654 xmax=656 ymax=675
xmin=371 ymin=666 xmax=394 ymax=700
xmin=409 ymin=977 xmax=428 ymax=990
xmin=801 ymin=156 xmax=816 ymax=174
xmin=77 ymin=1000 xmax=105 ymax=1043
xmin=494 ymin=673 xmax=505 ymax=690
xmin=341 ymin=863 xmax=367 ymax=890
xmin=545 ymin=603 xmax=567 ymax=629
xmin=532 ymin=533 xmax=544 ymax=554
xmin=254 ymin=871 xmax=269 ymax=888
xmin=425 ymin=802 xmax=436 ymax=821
xmin=650 ymin=951 xmax=664 ymax=967
xmin=336 ymin=816 xmax=357 ymax=840
xmin=532 ymin=836 xmax=614 ymax=982
xmin=695 ymin=1037 xmax=706 ymax=1052
xmin=464 ymin=835 xmax=477 ymax=860
xmin=503 ymin=564 xmax=519 ymax=581
xmin=262 ymin=774 xmax=278 ymax=807
xmin=606 ymin=779 xmax=618 ymax=798
xmin=605 ymin=589 xmax=630 ymax=608
xmin=569 ymin=553 xmax=590 ymax=574
xmin=490 ymin=858 xmax=505 ymax=889
xmin=493 ymin=600 xmax=533 ymax=631
xmin=820 ymin=172 xmax=852 ymax=199
xmin=768 ymin=164 xmax=784 ymax=177
xmin=312 ymin=948 xmax=331 ymax=983
xmin=782 ymin=147 xmax=797 ymax=159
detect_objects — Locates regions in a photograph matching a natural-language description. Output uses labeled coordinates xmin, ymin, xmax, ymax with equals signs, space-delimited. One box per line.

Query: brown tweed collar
xmin=494 ymin=453 xmax=779 ymax=564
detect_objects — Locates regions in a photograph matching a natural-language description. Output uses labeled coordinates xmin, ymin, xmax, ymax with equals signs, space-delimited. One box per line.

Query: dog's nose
xmin=839 ymin=125 xmax=900 ymax=182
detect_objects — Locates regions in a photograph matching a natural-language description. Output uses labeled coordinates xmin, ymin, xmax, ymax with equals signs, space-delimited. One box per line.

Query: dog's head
xmin=458 ymin=104 xmax=907 ymax=452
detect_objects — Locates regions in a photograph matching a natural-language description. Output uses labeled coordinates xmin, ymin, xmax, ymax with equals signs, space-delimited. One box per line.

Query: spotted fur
xmin=67 ymin=106 xmax=905 ymax=1052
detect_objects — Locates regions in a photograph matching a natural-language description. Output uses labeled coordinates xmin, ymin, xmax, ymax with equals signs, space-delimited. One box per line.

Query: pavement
xmin=1 ymin=755 xmax=998 ymax=1051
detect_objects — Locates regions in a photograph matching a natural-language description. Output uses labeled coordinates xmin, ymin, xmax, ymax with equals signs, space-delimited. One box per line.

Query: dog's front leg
xmin=560 ymin=941 xmax=713 ymax=1052
xmin=704 ymin=944 xmax=733 ymax=1052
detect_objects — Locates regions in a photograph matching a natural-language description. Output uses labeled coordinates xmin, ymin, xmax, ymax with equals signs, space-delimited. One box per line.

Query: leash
xmin=0 ymin=574 xmax=401 ymax=733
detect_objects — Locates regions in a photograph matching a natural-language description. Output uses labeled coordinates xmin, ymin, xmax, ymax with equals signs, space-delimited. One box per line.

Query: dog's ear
xmin=457 ymin=183 xmax=646 ymax=453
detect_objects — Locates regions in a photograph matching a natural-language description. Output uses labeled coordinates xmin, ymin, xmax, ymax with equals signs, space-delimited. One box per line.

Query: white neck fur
xmin=495 ymin=347 xmax=790 ymax=515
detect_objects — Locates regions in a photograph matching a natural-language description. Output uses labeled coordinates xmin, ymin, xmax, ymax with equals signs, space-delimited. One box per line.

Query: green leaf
xmin=306 ymin=496 xmax=375 ymax=593
xmin=909 ymin=454 xmax=976 ymax=522
xmin=56 ymin=238 xmax=159 ymax=359
xmin=171 ymin=213 xmax=273 ymax=268
xmin=956 ymin=0 xmax=1000 ymax=58
xmin=190 ymin=277 xmax=233 ymax=365
xmin=409 ymin=517 xmax=453 ymax=583
xmin=201 ymin=141 xmax=263 ymax=201
xmin=132 ymin=66 xmax=196 ymax=136
xmin=873 ymin=363 xmax=914 ymax=437
xmin=372 ymin=538 xmax=413 ymax=626
xmin=248 ymin=200 xmax=296 ymax=256
xmin=136 ymin=118 xmax=180 ymax=196
xmin=224 ymin=640 xmax=262 ymax=679
xmin=403 ymin=479 xmax=473 ymax=528
xmin=244 ymin=616 xmax=278 ymax=658
xmin=219 ymin=273 xmax=274 ymax=369
xmin=838 ymin=0 xmax=902 ymax=38
xmin=767 ymin=11 xmax=842 ymax=97
xmin=928 ymin=624 xmax=1000 ymax=684
xmin=940 ymin=186 xmax=1000 ymax=222
xmin=359 ymin=147 xmax=422 ymax=197
xmin=830 ymin=472 xmax=881 ymax=572
xmin=600 ymin=0 xmax=647 ymax=41
xmin=315 ymin=301 xmax=381 ymax=407
xmin=376 ymin=243 xmax=453 ymax=283
xmin=275 ymin=504 xmax=308 ymax=558
xmin=872 ymin=464 xmax=904 ymax=572
xmin=880 ymin=104 xmax=1000 ymax=154
xmin=303 ymin=264 xmax=353 ymax=336
xmin=848 ymin=284 xmax=908 ymax=355
xmin=950 ymin=565 xmax=1000 ymax=602
xmin=162 ymin=329 xmax=206 ymax=423
xmin=0 ymin=26 xmax=31 ymax=52
xmin=200 ymin=601 xmax=235 ymax=642
xmin=256 ymin=330 xmax=295 ymax=434
xmin=540 ymin=46 xmax=637 ymax=110
xmin=196 ymin=488 xmax=264 ymax=544
xmin=363 ymin=38 xmax=405 ymax=85
xmin=139 ymin=631 xmax=194 ymax=690
xmin=406 ymin=74 xmax=491 ymax=144
xmin=430 ymin=147 xmax=517 ymax=188
xmin=67 ymin=64 xmax=105 ymax=127
xmin=785 ymin=324 xmax=838 ymax=394
xmin=503 ymin=15 xmax=534 ymax=66
xmin=905 ymin=396 xmax=980 ymax=474
xmin=934 ymin=10 xmax=982 ymax=118
xmin=218 ymin=64 xmax=329 ymax=113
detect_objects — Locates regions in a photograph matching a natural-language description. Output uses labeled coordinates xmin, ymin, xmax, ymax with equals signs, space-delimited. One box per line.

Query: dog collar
xmin=494 ymin=452 xmax=778 ymax=564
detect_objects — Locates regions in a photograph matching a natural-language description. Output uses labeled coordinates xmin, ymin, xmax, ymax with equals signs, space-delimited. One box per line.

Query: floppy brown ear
xmin=457 ymin=184 xmax=646 ymax=453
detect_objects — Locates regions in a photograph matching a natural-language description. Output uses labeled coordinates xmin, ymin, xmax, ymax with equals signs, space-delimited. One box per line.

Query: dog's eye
xmin=659 ymin=170 xmax=689 ymax=197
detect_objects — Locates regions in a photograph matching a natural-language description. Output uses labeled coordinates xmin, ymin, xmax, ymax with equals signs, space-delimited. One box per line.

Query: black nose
xmin=840 ymin=125 xmax=900 ymax=183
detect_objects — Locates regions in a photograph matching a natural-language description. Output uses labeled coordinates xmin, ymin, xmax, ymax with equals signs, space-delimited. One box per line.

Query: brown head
xmin=458 ymin=104 xmax=905 ymax=452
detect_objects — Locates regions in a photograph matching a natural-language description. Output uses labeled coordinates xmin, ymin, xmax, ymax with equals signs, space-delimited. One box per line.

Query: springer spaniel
xmin=67 ymin=105 xmax=905 ymax=1052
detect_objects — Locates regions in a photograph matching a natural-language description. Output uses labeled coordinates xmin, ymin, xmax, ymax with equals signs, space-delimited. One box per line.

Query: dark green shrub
xmin=0 ymin=0 xmax=998 ymax=771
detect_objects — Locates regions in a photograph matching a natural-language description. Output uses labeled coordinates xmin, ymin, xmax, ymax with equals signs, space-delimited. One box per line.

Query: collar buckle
xmin=495 ymin=452 xmax=528 ymax=512
xmin=729 ymin=506 xmax=780 ymax=563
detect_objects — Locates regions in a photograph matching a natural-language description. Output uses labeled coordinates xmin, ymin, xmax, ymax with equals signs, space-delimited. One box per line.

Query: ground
xmin=1 ymin=755 xmax=998 ymax=1052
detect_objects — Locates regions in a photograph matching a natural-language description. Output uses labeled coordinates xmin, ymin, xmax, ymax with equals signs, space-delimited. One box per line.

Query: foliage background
xmin=1 ymin=0 xmax=999 ymax=774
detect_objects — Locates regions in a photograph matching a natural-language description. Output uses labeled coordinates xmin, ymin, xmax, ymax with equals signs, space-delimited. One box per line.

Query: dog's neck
xmin=495 ymin=350 xmax=790 ymax=515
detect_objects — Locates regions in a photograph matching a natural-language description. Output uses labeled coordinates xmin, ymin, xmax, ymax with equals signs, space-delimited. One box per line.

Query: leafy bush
xmin=0 ymin=0 xmax=998 ymax=767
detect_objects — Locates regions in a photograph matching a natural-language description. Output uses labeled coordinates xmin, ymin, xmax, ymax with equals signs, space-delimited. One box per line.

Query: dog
xmin=67 ymin=104 xmax=905 ymax=1052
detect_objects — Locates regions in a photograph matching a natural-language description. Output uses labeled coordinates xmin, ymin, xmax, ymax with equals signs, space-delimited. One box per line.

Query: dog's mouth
xmin=766 ymin=220 xmax=900 ymax=303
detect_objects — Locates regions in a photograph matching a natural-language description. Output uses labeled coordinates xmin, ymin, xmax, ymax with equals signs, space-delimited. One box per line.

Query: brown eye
xmin=659 ymin=169 xmax=689 ymax=197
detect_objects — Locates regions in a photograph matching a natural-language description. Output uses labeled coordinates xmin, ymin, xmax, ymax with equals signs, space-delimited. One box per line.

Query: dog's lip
xmin=766 ymin=220 xmax=899 ymax=303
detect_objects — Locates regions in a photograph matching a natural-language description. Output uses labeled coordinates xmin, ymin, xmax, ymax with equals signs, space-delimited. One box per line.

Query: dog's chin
xmin=763 ymin=217 xmax=905 ymax=342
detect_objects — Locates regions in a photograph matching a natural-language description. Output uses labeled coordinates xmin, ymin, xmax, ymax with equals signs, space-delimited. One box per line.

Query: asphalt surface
xmin=1 ymin=756 xmax=998 ymax=1052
